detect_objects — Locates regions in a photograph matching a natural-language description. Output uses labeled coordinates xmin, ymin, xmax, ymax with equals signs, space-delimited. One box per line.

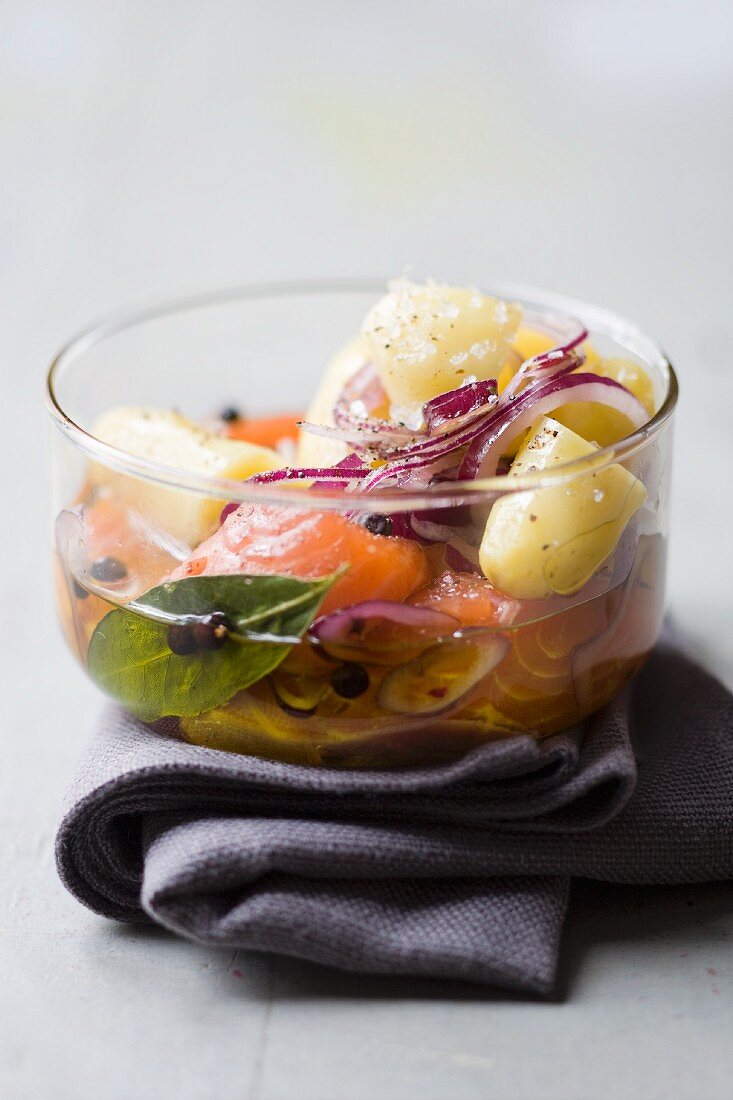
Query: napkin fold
xmin=56 ymin=637 xmax=733 ymax=995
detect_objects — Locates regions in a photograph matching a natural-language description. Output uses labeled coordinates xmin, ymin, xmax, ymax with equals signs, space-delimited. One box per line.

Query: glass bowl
xmin=46 ymin=280 xmax=677 ymax=767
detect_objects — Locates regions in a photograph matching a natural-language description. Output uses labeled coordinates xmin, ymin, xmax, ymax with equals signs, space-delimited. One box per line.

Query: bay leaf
xmin=87 ymin=572 xmax=338 ymax=722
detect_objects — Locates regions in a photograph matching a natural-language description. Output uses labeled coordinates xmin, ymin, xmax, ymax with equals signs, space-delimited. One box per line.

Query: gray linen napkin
xmin=56 ymin=638 xmax=733 ymax=995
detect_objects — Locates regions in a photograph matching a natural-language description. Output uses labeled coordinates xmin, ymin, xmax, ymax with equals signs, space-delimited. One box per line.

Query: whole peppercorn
xmin=167 ymin=613 xmax=229 ymax=655
xmin=167 ymin=622 xmax=198 ymax=656
xmin=220 ymin=406 xmax=242 ymax=423
xmin=192 ymin=612 xmax=229 ymax=650
xmin=330 ymin=662 xmax=370 ymax=699
xmin=90 ymin=556 xmax=128 ymax=583
xmin=361 ymin=513 xmax=393 ymax=537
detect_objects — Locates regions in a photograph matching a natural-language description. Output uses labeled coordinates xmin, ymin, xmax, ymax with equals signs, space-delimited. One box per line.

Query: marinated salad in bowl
xmin=51 ymin=279 xmax=675 ymax=766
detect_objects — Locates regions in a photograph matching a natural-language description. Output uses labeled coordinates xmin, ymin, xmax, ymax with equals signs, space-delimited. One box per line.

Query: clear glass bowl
xmin=46 ymin=281 xmax=677 ymax=767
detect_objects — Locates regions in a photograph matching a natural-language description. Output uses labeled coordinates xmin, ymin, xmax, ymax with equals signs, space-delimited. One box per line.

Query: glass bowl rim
xmin=44 ymin=277 xmax=678 ymax=511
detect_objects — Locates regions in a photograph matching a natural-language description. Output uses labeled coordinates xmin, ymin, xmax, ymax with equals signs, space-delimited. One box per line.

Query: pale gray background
xmin=1 ymin=1 xmax=732 ymax=1098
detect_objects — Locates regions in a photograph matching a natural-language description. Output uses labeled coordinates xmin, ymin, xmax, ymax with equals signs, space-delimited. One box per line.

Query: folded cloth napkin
xmin=56 ymin=636 xmax=733 ymax=995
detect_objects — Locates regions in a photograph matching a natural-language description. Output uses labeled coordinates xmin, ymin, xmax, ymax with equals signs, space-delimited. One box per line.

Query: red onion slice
xmin=219 ymin=501 xmax=239 ymax=524
xmin=298 ymin=418 xmax=424 ymax=457
xmin=502 ymin=321 xmax=588 ymax=401
xmin=359 ymin=399 xmax=512 ymax=491
xmin=248 ymin=462 xmax=370 ymax=487
xmin=310 ymin=453 xmax=370 ymax=492
xmin=332 ymin=362 xmax=389 ymax=429
xmin=309 ymin=600 xmax=459 ymax=646
xmin=423 ymin=378 xmax=498 ymax=432
xmin=459 ymin=372 xmax=649 ymax=481
xmin=362 ymin=451 xmax=459 ymax=494
xmin=302 ymin=378 xmax=498 ymax=460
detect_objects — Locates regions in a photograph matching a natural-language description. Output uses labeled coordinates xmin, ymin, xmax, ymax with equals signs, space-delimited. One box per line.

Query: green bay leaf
xmin=87 ymin=572 xmax=339 ymax=722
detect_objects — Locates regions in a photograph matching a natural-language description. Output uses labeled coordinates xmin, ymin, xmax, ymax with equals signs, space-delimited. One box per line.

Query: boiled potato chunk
xmin=479 ymin=417 xmax=646 ymax=599
xmin=363 ymin=279 xmax=521 ymax=416
xmin=500 ymin=324 xmax=654 ymax=446
xmin=555 ymin=357 xmax=656 ymax=446
xmin=297 ymin=335 xmax=370 ymax=468
xmin=499 ymin=325 xmax=602 ymax=393
xmin=93 ymin=407 xmax=283 ymax=546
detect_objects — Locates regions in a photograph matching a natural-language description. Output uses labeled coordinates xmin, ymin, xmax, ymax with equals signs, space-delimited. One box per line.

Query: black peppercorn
xmin=167 ymin=613 xmax=229 ymax=655
xmin=167 ymin=622 xmax=198 ymax=655
xmin=330 ymin=662 xmax=370 ymax=699
xmin=90 ymin=556 xmax=128 ymax=583
xmin=361 ymin=513 xmax=393 ymax=537
xmin=192 ymin=612 xmax=229 ymax=650
xmin=220 ymin=406 xmax=241 ymax=423
xmin=73 ymin=579 xmax=89 ymax=601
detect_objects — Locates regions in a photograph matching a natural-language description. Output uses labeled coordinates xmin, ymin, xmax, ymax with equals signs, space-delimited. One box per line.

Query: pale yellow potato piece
xmin=479 ymin=417 xmax=646 ymax=599
xmin=93 ymin=407 xmax=283 ymax=546
xmin=297 ymin=335 xmax=370 ymax=468
xmin=499 ymin=326 xmax=602 ymax=392
xmin=501 ymin=325 xmax=654 ymax=447
xmin=363 ymin=279 xmax=521 ymax=416
xmin=555 ymin=357 xmax=656 ymax=447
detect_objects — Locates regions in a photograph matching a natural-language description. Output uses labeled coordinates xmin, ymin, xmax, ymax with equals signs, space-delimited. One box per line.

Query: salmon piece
xmin=223 ymin=414 xmax=302 ymax=449
xmin=169 ymin=505 xmax=431 ymax=613
xmin=408 ymin=571 xmax=520 ymax=629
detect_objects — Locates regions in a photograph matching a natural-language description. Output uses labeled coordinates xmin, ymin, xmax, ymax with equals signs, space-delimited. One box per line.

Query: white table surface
xmin=1 ymin=2 xmax=731 ymax=1097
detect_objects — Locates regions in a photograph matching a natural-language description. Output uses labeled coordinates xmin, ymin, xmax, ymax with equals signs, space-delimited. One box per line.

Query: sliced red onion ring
xmin=248 ymin=462 xmax=370 ymax=487
xmin=362 ymin=415 xmax=504 ymax=490
xmin=315 ymin=366 xmax=499 ymax=465
xmin=309 ymin=600 xmax=459 ymax=645
xmin=315 ymin=366 xmax=501 ymax=478
xmin=310 ymin=453 xmax=369 ymax=492
xmin=301 ymin=379 xmax=498 ymax=461
xmin=374 ymin=398 xmax=502 ymax=466
xmin=362 ymin=451 xmax=459 ymax=494
xmin=298 ymin=418 xmax=423 ymax=457
xmin=321 ymin=361 xmax=423 ymax=456
xmin=423 ymin=378 xmax=498 ymax=432
xmin=219 ymin=501 xmax=239 ymax=524
xmin=359 ymin=399 xmax=512 ymax=491
xmin=332 ymin=362 xmax=389 ymax=429
xmin=502 ymin=322 xmax=588 ymax=401
xmin=459 ymin=372 xmax=649 ymax=481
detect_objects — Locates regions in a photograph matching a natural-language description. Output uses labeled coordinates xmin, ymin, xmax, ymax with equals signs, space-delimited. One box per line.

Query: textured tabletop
xmin=1 ymin=2 xmax=731 ymax=1098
